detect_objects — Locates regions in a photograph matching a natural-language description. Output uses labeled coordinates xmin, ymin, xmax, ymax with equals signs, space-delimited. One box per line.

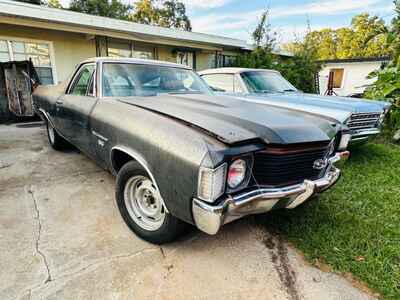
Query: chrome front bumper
xmin=349 ymin=128 xmax=381 ymax=144
xmin=192 ymin=152 xmax=349 ymax=235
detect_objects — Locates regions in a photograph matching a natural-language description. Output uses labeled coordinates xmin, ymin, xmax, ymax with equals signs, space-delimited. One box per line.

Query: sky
xmin=60 ymin=0 xmax=396 ymax=43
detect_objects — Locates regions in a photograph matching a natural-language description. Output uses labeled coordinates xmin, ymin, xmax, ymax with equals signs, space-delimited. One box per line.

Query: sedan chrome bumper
xmin=349 ymin=128 xmax=381 ymax=144
xmin=192 ymin=152 xmax=349 ymax=235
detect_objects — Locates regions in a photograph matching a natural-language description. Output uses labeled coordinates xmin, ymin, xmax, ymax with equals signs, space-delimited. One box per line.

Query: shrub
xmin=364 ymin=67 xmax=400 ymax=132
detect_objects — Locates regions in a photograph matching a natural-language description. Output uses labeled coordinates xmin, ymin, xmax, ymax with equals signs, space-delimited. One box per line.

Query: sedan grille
xmin=251 ymin=142 xmax=331 ymax=187
xmin=346 ymin=112 xmax=381 ymax=130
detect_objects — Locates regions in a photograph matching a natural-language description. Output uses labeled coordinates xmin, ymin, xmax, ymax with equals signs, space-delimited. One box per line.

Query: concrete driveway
xmin=0 ymin=123 xmax=374 ymax=300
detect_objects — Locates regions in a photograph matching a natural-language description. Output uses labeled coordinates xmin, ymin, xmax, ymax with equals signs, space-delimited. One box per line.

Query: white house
xmin=318 ymin=57 xmax=390 ymax=97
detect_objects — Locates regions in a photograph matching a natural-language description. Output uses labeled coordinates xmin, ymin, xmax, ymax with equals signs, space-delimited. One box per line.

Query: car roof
xmin=198 ymin=68 xmax=280 ymax=75
xmin=81 ymin=57 xmax=192 ymax=70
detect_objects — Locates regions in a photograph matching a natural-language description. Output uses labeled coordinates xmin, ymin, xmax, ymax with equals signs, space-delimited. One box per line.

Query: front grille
xmin=346 ymin=112 xmax=381 ymax=130
xmin=252 ymin=142 xmax=331 ymax=187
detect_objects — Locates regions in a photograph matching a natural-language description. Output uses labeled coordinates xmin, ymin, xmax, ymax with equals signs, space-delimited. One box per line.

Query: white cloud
xmin=190 ymin=0 xmax=393 ymax=42
xmin=181 ymin=0 xmax=233 ymax=9
xmin=270 ymin=0 xmax=382 ymax=18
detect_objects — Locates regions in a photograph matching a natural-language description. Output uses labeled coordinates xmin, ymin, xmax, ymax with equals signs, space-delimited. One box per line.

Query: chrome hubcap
xmin=48 ymin=124 xmax=55 ymax=144
xmin=124 ymin=176 xmax=165 ymax=231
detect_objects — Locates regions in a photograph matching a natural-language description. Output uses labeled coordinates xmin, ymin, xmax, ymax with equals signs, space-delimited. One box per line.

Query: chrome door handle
xmin=55 ymin=100 xmax=63 ymax=105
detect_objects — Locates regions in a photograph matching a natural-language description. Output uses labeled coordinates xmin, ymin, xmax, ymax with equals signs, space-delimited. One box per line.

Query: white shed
xmin=318 ymin=57 xmax=390 ymax=97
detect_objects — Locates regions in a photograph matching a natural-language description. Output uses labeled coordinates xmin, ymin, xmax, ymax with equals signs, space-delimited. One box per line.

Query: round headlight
xmin=227 ymin=159 xmax=247 ymax=189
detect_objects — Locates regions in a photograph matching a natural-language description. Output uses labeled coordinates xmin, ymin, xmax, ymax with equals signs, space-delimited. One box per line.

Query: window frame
xmin=201 ymin=73 xmax=236 ymax=93
xmin=330 ymin=68 xmax=345 ymax=89
xmin=67 ymin=63 xmax=96 ymax=96
xmin=0 ymin=36 xmax=58 ymax=84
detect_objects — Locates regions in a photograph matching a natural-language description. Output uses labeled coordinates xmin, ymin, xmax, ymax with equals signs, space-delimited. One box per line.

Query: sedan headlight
xmin=197 ymin=163 xmax=227 ymax=203
xmin=338 ymin=133 xmax=351 ymax=150
xmin=227 ymin=159 xmax=247 ymax=189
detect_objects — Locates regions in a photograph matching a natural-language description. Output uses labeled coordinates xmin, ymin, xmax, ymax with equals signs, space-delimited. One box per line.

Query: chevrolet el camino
xmin=33 ymin=58 xmax=350 ymax=244
xmin=199 ymin=68 xmax=391 ymax=145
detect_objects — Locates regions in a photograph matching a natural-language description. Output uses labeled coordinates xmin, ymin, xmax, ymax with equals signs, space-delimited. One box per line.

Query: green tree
xmin=235 ymin=10 xmax=321 ymax=93
xmin=130 ymin=0 xmax=192 ymax=31
xmin=364 ymin=1 xmax=400 ymax=134
xmin=69 ymin=0 xmax=132 ymax=20
xmin=158 ymin=1 xmax=192 ymax=31
xmin=42 ymin=0 xmax=62 ymax=8
xmin=252 ymin=10 xmax=276 ymax=49
xmin=130 ymin=0 xmax=158 ymax=25
xmin=285 ymin=13 xmax=391 ymax=60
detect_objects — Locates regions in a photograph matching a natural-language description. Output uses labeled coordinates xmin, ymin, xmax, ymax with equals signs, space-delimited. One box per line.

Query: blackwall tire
xmin=46 ymin=121 xmax=67 ymax=151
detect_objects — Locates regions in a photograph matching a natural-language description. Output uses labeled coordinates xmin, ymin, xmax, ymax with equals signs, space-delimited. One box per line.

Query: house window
xmin=0 ymin=40 xmax=10 ymax=62
xmin=330 ymin=68 xmax=344 ymax=88
xmin=222 ymin=55 xmax=237 ymax=67
xmin=108 ymin=41 xmax=132 ymax=58
xmin=132 ymin=43 xmax=154 ymax=60
xmin=107 ymin=40 xmax=155 ymax=60
xmin=0 ymin=39 xmax=55 ymax=85
xmin=176 ymin=51 xmax=194 ymax=69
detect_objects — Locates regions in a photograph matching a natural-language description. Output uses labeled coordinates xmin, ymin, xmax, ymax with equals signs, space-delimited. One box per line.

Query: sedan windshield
xmin=241 ymin=71 xmax=298 ymax=94
xmin=102 ymin=63 xmax=211 ymax=97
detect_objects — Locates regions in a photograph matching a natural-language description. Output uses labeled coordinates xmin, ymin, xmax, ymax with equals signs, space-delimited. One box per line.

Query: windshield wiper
xmin=254 ymin=90 xmax=273 ymax=94
xmin=283 ymin=89 xmax=297 ymax=92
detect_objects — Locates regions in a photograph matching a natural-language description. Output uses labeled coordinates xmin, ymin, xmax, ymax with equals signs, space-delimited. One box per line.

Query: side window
xmin=201 ymin=74 xmax=234 ymax=92
xmin=69 ymin=65 xmax=95 ymax=96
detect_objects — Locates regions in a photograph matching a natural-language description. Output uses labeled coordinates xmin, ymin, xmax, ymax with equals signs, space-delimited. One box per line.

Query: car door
xmin=55 ymin=63 xmax=97 ymax=156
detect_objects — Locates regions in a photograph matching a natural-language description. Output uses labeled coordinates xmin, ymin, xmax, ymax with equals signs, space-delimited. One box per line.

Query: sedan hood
xmin=235 ymin=92 xmax=389 ymax=123
xmin=118 ymin=93 xmax=338 ymax=145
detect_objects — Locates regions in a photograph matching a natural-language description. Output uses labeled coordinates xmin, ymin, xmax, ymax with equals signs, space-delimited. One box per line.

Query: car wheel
xmin=116 ymin=161 xmax=186 ymax=244
xmin=46 ymin=120 xmax=67 ymax=150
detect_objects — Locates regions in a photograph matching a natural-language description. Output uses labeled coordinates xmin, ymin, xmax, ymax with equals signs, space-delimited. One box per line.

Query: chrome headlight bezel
xmin=197 ymin=163 xmax=227 ymax=203
xmin=227 ymin=159 xmax=247 ymax=189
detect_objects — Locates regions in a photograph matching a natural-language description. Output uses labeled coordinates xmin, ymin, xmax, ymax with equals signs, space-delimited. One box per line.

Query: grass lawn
xmin=259 ymin=142 xmax=400 ymax=299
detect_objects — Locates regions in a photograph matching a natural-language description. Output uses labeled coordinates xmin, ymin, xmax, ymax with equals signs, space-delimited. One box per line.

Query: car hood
xmin=117 ymin=93 xmax=338 ymax=145
xmin=232 ymin=92 xmax=389 ymax=123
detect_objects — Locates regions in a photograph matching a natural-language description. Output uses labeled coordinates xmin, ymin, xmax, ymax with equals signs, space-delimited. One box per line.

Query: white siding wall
xmin=318 ymin=61 xmax=385 ymax=96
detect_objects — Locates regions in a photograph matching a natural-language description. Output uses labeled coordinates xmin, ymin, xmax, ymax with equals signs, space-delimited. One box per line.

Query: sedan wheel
xmin=48 ymin=123 xmax=55 ymax=144
xmin=46 ymin=120 xmax=67 ymax=150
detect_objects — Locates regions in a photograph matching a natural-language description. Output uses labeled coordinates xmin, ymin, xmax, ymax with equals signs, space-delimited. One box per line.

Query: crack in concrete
xmin=53 ymin=248 xmax=158 ymax=283
xmin=0 ymin=161 xmax=12 ymax=169
xmin=20 ymin=248 xmax=158 ymax=298
xmin=159 ymin=246 xmax=166 ymax=259
xmin=27 ymin=186 xmax=52 ymax=285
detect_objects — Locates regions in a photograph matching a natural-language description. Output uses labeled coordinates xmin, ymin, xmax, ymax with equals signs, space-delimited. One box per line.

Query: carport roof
xmin=0 ymin=0 xmax=252 ymax=50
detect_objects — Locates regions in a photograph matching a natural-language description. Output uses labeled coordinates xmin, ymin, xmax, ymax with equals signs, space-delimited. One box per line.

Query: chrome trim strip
xmin=91 ymin=130 xmax=108 ymax=142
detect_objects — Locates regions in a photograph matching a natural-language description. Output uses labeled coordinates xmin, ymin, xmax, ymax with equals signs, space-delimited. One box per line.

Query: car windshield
xmin=240 ymin=71 xmax=298 ymax=94
xmin=102 ymin=63 xmax=211 ymax=97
